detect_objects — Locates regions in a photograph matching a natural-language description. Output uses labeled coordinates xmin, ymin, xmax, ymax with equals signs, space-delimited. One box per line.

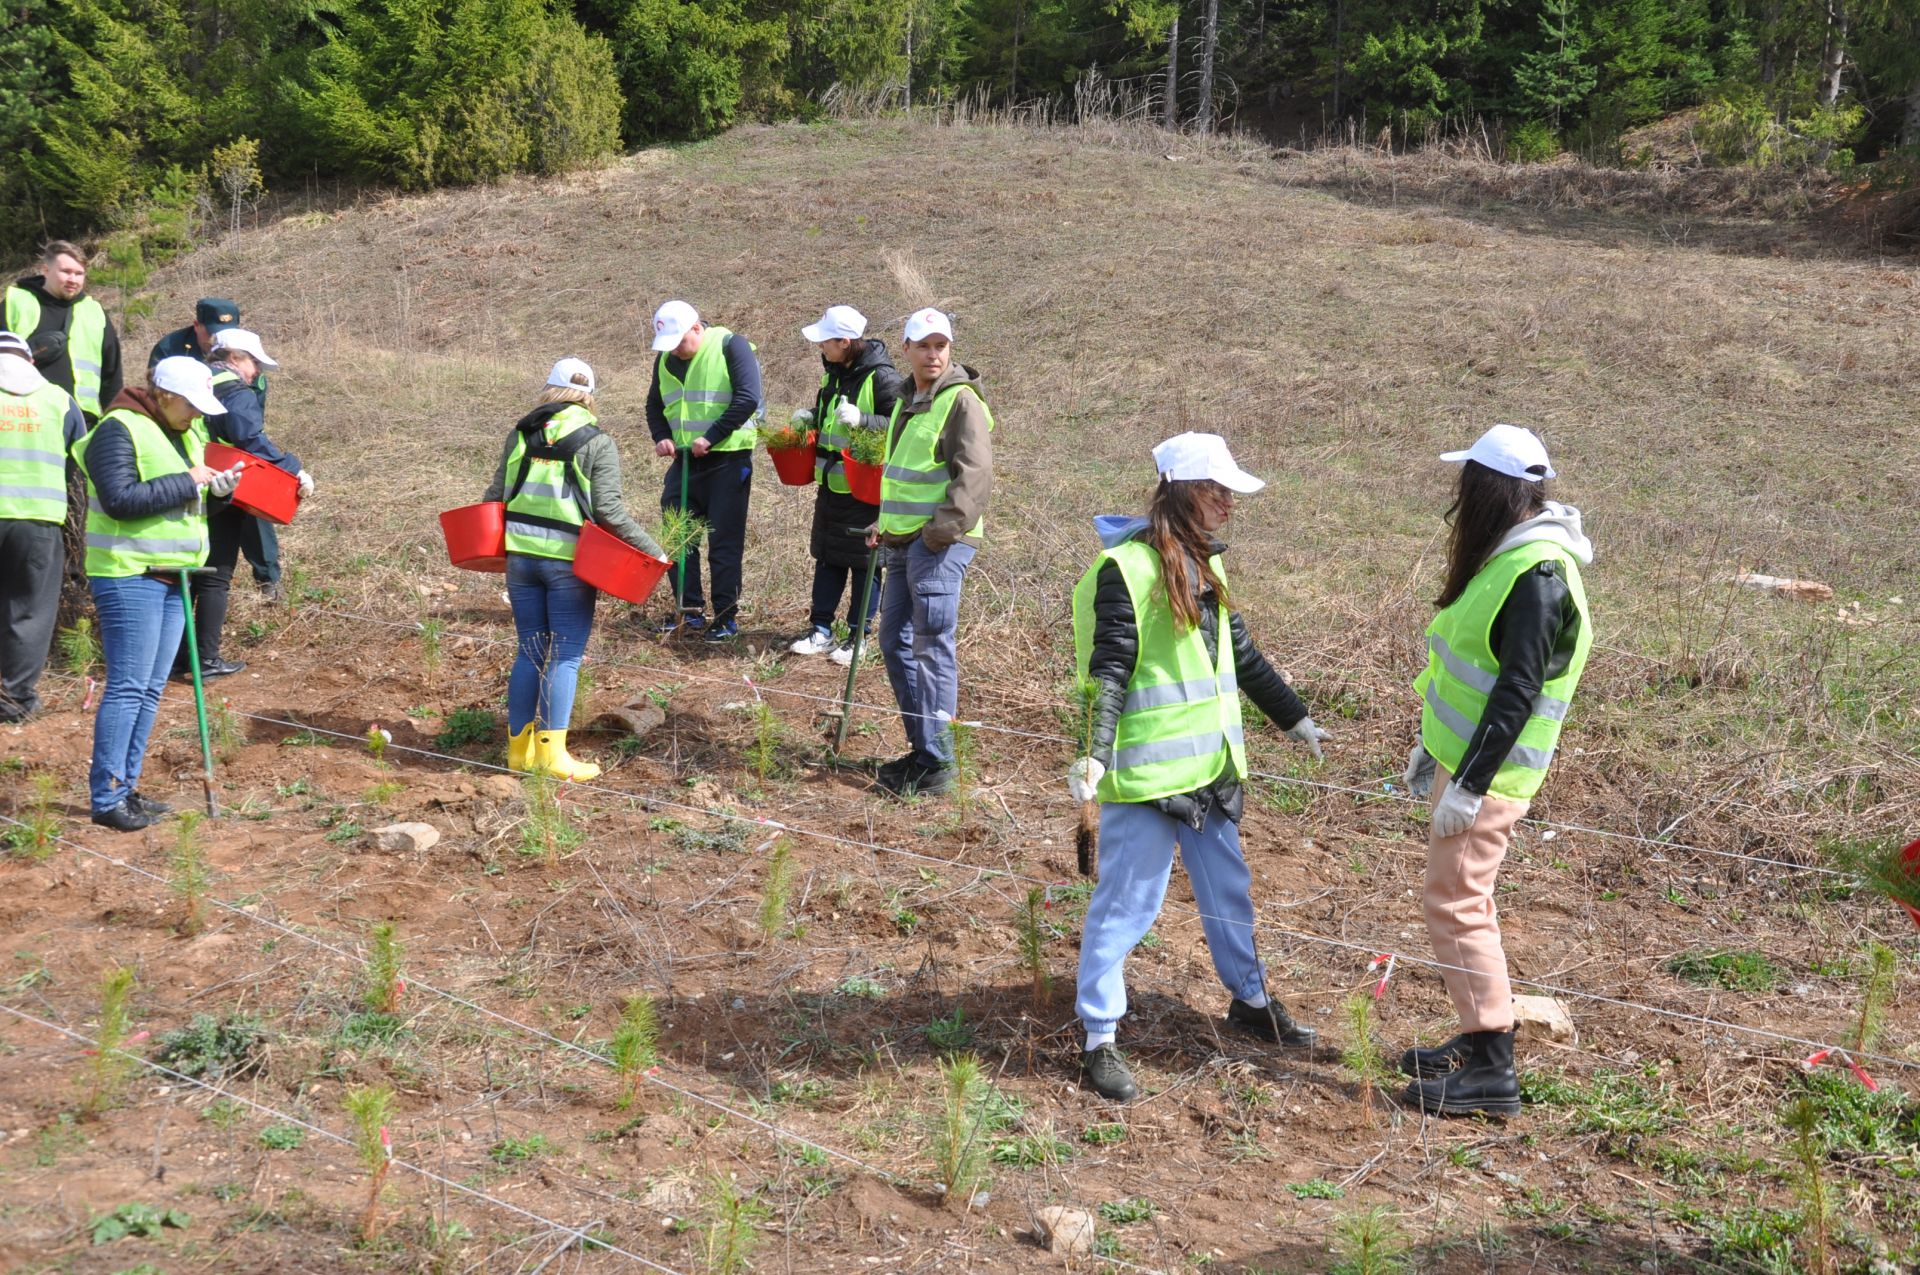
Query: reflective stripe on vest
xmin=503 ymin=404 xmax=597 ymax=562
xmin=814 ymin=368 xmax=878 ymax=494
xmin=0 ymin=382 xmax=75 ymax=522
xmin=1414 ymin=540 xmax=1592 ymax=802
xmin=657 ymin=327 xmax=758 ymax=453
xmin=72 ymin=408 xmax=208 ymax=577
xmin=5 ymin=286 xmax=108 ymax=416
xmin=876 ymin=384 xmax=994 ymax=538
xmin=1071 ymin=539 xmax=1247 ymax=804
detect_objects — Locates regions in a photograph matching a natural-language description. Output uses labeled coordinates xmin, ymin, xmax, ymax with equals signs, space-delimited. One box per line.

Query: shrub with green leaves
xmin=434 ymin=707 xmax=495 ymax=752
xmin=90 ymin=1202 xmax=189 ymax=1244
xmin=152 ymin=1013 xmax=265 ymax=1081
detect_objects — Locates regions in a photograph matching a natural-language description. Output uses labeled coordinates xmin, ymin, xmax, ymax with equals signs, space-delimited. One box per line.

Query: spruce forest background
xmin=4 ymin=0 xmax=1920 ymax=265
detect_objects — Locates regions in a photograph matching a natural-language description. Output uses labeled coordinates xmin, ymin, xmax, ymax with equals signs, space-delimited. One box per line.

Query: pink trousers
xmin=1423 ymin=766 xmax=1530 ymax=1032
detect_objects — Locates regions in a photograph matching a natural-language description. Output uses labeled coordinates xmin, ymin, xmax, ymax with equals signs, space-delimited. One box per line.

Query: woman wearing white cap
xmin=788 ymin=305 xmax=903 ymax=663
xmin=1397 ymin=424 xmax=1592 ymax=1116
xmin=73 ymin=356 xmax=241 ymax=831
xmin=1066 ymin=432 xmax=1332 ymax=1101
xmin=481 ymin=358 xmax=664 ymax=781
xmin=174 ymin=327 xmax=308 ymax=681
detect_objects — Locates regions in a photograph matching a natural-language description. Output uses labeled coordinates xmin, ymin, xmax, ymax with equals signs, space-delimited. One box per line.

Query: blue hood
xmin=1093 ymin=514 xmax=1148 ymax=548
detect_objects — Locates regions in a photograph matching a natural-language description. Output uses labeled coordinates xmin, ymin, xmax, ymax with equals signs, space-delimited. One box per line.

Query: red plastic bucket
xmin=572 ymin=520 xmax=672 ymax=604
xmin=440 ymin=501 xmax=507 ymax=572
xmin=205 ymin=441 xmax=299 ymax=525
xmin=841 ymin=450 xmax=883 ymax=505
xmin=1901 ymin=837 xmax=1920 ymax=930
xmin=769 ymin=433 xmax=817 ymax=486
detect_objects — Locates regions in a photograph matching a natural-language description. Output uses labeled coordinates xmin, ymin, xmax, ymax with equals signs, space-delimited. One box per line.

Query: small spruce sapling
xmin=80 ymin=966 xmax=143 ymax=1116
xmin=5 ymin=773 xmax=61 ymax=861
xmin=948 ymin=718 xmax=978 ymax=813
xmin=609 ymin=995 xmax=659 ymax=1110
xmin=747 ymin=699 xmax=782 ymax=783
xmin=517 ymin=770 xmax=582 ymax=862
xmin=419 ymin=616 xmax=445 ymax=683
xmin=1342 ymin=994 xmax=1392 ymax=1127
xmin=1851 ymin=941 xmax=1897 ymax=1054
xmin=1330 ymin=1205 xmax=1409 ymax=1275
xmin=756 ymin=838 xmax=796 ymax=941
xmin=363 ymin=922 xmax=404 ymax=1014
xmin=344 ymin=1084 xmax=395 ymax=1242
xmin=1017 ymin=888 xmax=1052 ymax=1006
xmin=702 ymin=1174 xmax=767 ymax=1275
xmin=58 ymin=616 xmax=101 ymax=677
xmin=1786 ymin=1095 xmax=1835 ymax=1275
xmin=170 ymin=812 xmax=211 ymax=935
xmin=209 ymin=696 xmax=246 ymax=763
xmin=930 ymin=1053 xmax=989 ymax=1207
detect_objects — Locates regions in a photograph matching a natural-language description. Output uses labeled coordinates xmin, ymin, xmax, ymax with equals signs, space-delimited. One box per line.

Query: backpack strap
xmin=505 ymin=421 xmax=603 ymax=529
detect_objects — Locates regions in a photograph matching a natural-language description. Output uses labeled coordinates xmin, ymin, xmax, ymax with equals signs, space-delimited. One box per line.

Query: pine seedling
xmin=756 ymin=838 xmax=795 ymax=941
xmin=948 ymin=719 xmax=978 ymax=814
xmin=1330 ymin=1206 xmax=1408 ymax=1275
xmin=1851 ymin=941 xmax=1897 ymax=1054
xmin=747 ymin=699 xmax=781 ymax=782
xmin=930 ymin=1052 xmax=989 ymax=1207
xmin=1017 ymin=887 xmax=1052 ymax=1006
xmin=58 ymin=616 xmax=100 ymax=677
xmin=209 ymin=696 xmax=246 ymax=763
xmin=1342 ymin=994 xmax=1392 ymax=1127
xmin=701 ymin=1174 xmax=767 ymax=1275
xmin=517 ymin=770 xmax=582 ymax=863
xmin=654 ymin=507 xmax=707 ymax=563
xmin=364 ymin=724 xmax=389 ymax=762
xmin=5 ymin=773 xmax=61 ymax=861
xmin=170 ymin=812 xmax=211 ymax=935
xmin=344 ymin=1084 xmax=395 ymax=1243
xmin=79 ymin=966 xmax=141 ymax=1116
xmin=362 ymin=922 xmax=404 ymax=1014
xmin=570 ymin=662 xmax=597 ymax=730
xmin=609 ymin=995 xmax=659 ymax=1111
xmin=1786 ymin=1095 xmax=1835 ymax=1275
xmin=419 ymin=616 xmax=445 ymax=683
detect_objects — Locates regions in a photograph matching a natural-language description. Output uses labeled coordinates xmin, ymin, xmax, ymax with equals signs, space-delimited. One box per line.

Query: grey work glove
xmin=1403 ymin=742 xmax=1436 ymax=800
xmin=204 ymin=464 xmax=244 ymax=498
xmin=790 ymin=408 xmax=815 ymax=427
xmin=1431 ymin=783 xmax=1483 ymax=839
xmin=1284 ymin=716 xmax=1330 ymax=761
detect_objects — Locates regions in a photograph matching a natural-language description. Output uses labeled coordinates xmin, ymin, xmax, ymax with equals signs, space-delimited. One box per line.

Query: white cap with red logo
xmin=903 ymin=308 xmax=952 ymax=342
xmin=651 ymin=300 xmax=700 ymax=352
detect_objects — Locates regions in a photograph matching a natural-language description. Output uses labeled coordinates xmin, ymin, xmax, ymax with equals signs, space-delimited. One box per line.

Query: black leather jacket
xmin=1084 ymin=535 xmax=1308 ymax=828
xmin=1448 ymin=558 xmax=1583 ymax=796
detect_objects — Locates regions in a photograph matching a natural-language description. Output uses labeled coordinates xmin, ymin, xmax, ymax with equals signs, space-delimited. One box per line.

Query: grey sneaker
xmin=1081 ymin=1044 xmax=1139 ymax=1101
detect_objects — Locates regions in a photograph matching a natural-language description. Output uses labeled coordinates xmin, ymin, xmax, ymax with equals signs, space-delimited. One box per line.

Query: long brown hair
xmin=1435 ymin=460 xmax=1548 ymax=608
xmin=1147 ymin=478 xmax=1228 ymax=632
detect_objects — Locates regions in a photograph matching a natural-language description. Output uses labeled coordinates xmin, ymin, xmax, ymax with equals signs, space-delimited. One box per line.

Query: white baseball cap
xmin=209 ymin=326 xmax=279 ymax=369
xmin=1440 ymin=423 xmax=1556 ymax=482
xmin=152 ymin=356 xmax=226 ymax=416
xmin=0 ymin=330 xmax=29 ymax=360
xmin=1151 ymin=432 xmax=1265 ymax=494
xmin=903 ymin=308 xmax=953 ymax=342
xmin=651 ymin=300 xmax=701 ymax=352
xmin=546 ymin=356 xmax=596 ymax=393
xmin=802 ymin=305 xmax=867 ymax=343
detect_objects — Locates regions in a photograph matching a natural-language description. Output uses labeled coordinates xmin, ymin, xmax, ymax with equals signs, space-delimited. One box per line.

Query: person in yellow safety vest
xmin=73 ymin=357 xmax=241 ymax=832
xmin=868 ymin=308 xmax=995 ymax=798
xmin=788 ymin=305 xmax=904 ymax=666
xmin=5 ymin=239 xmax=124 ymax=423
xmin=481 ymin=358 xmax=665 ymax=782
xmin=645 ymin=300 xmax=763 ymax=642
xmin=0 ymin=330 xmax=88 ymax=722
xmin=1396 ymin=424 xmax=1592 ymax=1118
xmin=1065 ymin=432 xmax=1332 ymax=1102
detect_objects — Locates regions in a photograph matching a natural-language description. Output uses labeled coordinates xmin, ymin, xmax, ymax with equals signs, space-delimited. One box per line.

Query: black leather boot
xmin=1402 ymin=1029 xmax=1520 ymax=1116
xmin=1226 ymin=997 xmax=1317 ymax=1048
xmin=1397 ymin=1032 xmax=1473 ymax=1078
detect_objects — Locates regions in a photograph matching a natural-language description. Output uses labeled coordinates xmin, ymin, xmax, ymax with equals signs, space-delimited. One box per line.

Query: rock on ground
xmin=1513 ymin=994 xmax=1575 ymax=1044
xmin=368 ymin=822 xmax=440 ymax=853
xmin=1033 ymin=1205 xmax=1096 ymax=1256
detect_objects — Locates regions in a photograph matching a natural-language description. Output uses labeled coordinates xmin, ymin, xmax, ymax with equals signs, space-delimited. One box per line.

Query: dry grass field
xmin=2 ymin=118 xmax=1917 ymax=1273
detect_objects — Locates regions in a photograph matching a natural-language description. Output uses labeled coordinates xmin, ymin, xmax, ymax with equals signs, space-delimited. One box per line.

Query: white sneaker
xmin=790 ymin=628 xmax=835 ymax=656
xmin=829 ymin=643 xmax=855 ymax=667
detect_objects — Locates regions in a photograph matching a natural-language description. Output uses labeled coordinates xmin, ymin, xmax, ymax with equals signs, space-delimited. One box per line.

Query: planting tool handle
xmin=832 ymin=544 xmax=882 ymax=755
xmin=164 ymin=568 xmax=220 ymax=818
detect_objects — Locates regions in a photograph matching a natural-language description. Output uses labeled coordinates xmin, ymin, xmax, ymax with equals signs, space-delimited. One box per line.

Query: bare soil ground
xmin=3 ymin=119 xmax=1917 ymax=1273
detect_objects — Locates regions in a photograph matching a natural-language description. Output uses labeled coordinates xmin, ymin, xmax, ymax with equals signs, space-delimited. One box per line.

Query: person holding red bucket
xmin=789 ymin=305 xmax=903 ymax=666
xmin=174 ymin=328 xmax=309 ymax=682
xmin=480 ymin=358 xmax=663 ymax=781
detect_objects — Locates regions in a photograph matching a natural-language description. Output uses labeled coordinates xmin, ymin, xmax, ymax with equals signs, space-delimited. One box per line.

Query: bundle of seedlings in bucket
xmin=756 ymin=838 xmax=796 ymax=941
xmin=170 ymin=812 xmax=212 ymax=935
xmin=344 ymin=1084 xmax=395 ymax=1243
xmin=4 ymin=773 xmax=60 ymax=861
xmin=362 ymin=922 xmax=404 ymax=1015
xmin=761 ymin=415 xmax=812 ymax=453
xmin=1341 ymin=994 xmax=1392 ymax=1127
xmin=1016 ymin=887 xmax=1052 ymax=1007
xmin=609 ymin=994 xmax=659 ymax=1111
xmin=79 ymin=965 xmax=143 ymax=1116
xmin=653 ymin=507 xmax=707 ymax=563
xmin=845 ymin=426 xmax=887 ymax=468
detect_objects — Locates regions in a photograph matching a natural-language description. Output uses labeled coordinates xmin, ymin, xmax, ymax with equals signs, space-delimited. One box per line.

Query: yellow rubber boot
xmin=533 ymin=730 xmax=600 ymax=782
xmin=507 ymin=723 xmax=538 ymax=773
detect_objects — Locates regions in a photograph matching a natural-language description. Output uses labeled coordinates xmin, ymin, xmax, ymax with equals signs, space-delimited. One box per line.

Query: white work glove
xmin=1403 ymin=742 xmax=1436 ymax=800
xmin=205 ymin=464 xmax=244 ymax=498
xmin=296 ymin=469 xmax=315 ymax=498
xmin=1066 ymin=757 xmax=1105 ymax=804
xmin=834 ymin=400 xmax=863 ymax=428
xmin=1432 ymin=783 xmax=1483 ymax=840
xmin=1284 ymin=716 xmax=1330 ymax=761
xmin=790 ymin=408 xmax=815 ymax=427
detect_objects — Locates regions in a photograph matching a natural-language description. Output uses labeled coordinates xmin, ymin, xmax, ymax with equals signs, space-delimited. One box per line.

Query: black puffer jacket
xmin=82 ymin=388 xmax=200 ymax=523
xmin=810 ymin=339 xmax=905 ymax=568
xmin=1084 ymin=527 xmax=1308 ymax=828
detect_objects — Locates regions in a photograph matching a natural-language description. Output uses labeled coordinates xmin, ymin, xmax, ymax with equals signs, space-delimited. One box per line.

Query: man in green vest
xmin=646 ymin=300 xmax=763 ymax=642
xmin=5 ymin=240 xmax=123 ymax=424
xmin=871 ymin=308 xmax=994 ymax=797
xmin=0 ymin=330 xmax=88 ymax=722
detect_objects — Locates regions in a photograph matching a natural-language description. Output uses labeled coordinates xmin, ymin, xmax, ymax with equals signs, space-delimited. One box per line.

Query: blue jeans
xmin=878 ymin=538 xmax=974 ymax=766
xmin=1075 ymin=801 xmax=1266 ymax=1037
xmin=506 ymin=553 xmax=598 ymax=733
xmin=88 ymin=573 xmax=186 ymax=814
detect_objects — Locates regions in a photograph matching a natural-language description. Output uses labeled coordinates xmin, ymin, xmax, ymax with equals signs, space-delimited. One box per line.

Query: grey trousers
xmin=0 ymin=518 xmax=64 ymax=720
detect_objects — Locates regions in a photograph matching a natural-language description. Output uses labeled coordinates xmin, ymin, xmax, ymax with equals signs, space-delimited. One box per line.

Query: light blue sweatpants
xmin=1075 ymin=800 xmax=1267 ymax=1037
